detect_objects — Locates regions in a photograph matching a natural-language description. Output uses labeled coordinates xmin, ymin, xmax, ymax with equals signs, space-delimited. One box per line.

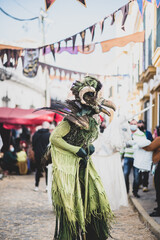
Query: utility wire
xmin=13 ymin=0 xmax=37 ymax=16
xmin=0 ymin=7 xmax=39 ymax=21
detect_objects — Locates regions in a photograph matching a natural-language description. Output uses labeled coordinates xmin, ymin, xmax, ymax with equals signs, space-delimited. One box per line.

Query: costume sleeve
xmin=153 ymin=148 xmax=160 ymax=163
xmin=50 ymin=120 xmax=81 ymax=155
xmin=143 ymin=137 xmax=160 ymax=151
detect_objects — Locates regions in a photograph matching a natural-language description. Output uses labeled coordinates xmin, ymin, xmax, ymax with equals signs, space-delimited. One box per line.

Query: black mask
xmin=138 ymin=126 xmax=145 ymax=132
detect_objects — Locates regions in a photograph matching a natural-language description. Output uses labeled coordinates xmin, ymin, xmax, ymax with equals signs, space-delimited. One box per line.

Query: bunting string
xmin=38 ymin=61 xmax=129 ymax=82
xmin=1 ymin=0 xmax=135 ymax=58
xmin=1 ymin=0 xmax=159 ymax=78
xmin=0 ymin=30 xmax=145 ymax=76
xmin=0 ymin=7 xmax=39 ymax=21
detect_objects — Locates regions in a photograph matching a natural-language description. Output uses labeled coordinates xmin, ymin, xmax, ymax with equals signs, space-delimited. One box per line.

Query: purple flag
xmin=57 ymin=46 xmax=78 ymax=54
xmin=43 ymin=46 xmax=78 ymax=55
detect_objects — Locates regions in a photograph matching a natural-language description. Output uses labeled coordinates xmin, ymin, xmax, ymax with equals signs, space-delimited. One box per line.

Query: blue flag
xmin=137 ymin=0 xmax=143 ymax=15
xmin=156 ymin=0 xmax=160 ymax=7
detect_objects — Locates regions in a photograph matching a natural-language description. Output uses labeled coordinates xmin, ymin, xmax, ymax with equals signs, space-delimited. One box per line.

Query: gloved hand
xmin=76 ymin=148 xmax=88 ymax=168
xmin=76 ymin=148 xmax=87 ymax=158
xmin=86 ymin=144 xmax=95 ymax=156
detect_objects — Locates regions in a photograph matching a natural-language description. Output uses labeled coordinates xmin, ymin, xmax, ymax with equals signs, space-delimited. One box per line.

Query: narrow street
xmin=0 ymin=174 xmax=157 ymax=240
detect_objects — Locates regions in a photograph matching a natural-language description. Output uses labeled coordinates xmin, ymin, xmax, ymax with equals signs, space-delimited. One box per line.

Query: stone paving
xmin=0 ymin=174 xmax=157 ymax=240
xmin=133 ymin=173 xmax=160 ymax=225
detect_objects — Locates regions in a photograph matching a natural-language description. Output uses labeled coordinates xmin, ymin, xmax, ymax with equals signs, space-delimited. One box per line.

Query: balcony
xmin=150 ymin=75 xmax=160 ymax=93
xmin=139 ymin=66 xmax=156 ymax=83
xmin=136 ymin=82 xmax=143 ymax=90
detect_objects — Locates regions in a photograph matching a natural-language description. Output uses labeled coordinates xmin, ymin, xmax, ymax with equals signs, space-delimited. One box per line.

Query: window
xmin=143 ymin=11 xmax=146 ymax=71
xmin=148 ymin=32 xmax=152 ymax=66
xmin=157 ymin=7 xmax=160 ymax=47
xmin=144 ymin=101 xmax=149 ymax=129
xmin=159 ymin=94 xmax=160 ymax=126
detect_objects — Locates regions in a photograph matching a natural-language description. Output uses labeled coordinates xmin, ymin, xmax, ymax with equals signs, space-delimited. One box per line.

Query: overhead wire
xmin=13 ymin=0 xmax=38 ymax=16
xmin=0 ymin=7 xmax=39 ymax=21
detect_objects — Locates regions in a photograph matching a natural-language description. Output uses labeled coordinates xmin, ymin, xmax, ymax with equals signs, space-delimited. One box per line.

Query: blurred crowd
xmin=0 ymin=121 xmax=55 ymax=180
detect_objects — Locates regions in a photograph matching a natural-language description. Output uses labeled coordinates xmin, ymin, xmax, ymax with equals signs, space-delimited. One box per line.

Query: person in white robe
xmin=92 ymin=115 xmax=131 ymax=210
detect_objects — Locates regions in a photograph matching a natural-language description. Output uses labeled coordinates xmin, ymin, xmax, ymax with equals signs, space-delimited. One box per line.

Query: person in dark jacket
xmin=32 ymin=121 xmax=50 ymax=191
xmin=1 ymin=145 xmax=18 ymax=174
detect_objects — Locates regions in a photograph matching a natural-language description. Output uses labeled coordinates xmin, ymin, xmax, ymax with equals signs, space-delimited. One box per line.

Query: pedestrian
xmin=122 ymin=119 xmax=152 ymax=198
xmin=121 ymin=120 xmax=136 ymax=196
xmin=143 ymin=137 xmax=160 ymax=216
xmin=152 ymin=125 xmax=160 ymax=139
xmin=0 ymin=134 xmax=3 ymax=151
xmin=92 ymin=114 xmax=129 ymax=211
xmin=32 ymin=121 xmax=50 ymax=192
xmin=0 ymin=134 xmax=3 ymax=179
xmin=16 ymin=145 xmax=28 ymax=175
xmin=137 ymin=120 xmax=153 ymax=141
xmin=1 ymin=145 xmax=18 ymax=175
xmin=137 ymin=120 xmax=153 ymax=192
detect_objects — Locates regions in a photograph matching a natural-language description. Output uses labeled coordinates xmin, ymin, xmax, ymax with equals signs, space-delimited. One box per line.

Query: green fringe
xmin=51 ymin=124 xmax=114 ymax=239
xmin=51 ymin=157 xmax=114 ymax=240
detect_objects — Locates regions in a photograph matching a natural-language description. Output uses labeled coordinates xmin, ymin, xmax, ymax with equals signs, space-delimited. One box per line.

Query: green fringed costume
xmin=41 ymin=76 xmax=116 ymax=240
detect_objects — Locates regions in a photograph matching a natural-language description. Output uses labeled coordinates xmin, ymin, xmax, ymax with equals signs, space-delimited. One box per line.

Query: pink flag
xmin=45 ymin=0 xmax=56 ymax=11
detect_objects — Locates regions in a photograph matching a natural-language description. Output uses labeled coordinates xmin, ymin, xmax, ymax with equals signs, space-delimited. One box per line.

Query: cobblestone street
xmin=0 ymin=174 xmax=157 ymax=240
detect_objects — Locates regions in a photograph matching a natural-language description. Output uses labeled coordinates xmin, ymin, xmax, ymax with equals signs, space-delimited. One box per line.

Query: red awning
xmin=0 ymin=107 xmax=55 ymax=129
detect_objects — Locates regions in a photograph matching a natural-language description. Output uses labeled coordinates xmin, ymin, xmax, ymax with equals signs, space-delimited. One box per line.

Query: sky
xmin=0 ymin=0 xmax=135 ymax=74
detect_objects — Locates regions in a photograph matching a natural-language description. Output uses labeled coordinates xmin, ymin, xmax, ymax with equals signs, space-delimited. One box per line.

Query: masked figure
xmin=38 ymin=76 xmax=116 ymax=240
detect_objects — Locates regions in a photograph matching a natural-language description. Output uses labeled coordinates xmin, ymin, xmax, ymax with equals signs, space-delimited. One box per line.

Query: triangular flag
xmin=89 ymin=25 xmax=96 ymax=41
xmin=50 ymin=44 xmax=55 ymax=60
xmin=77 ymin=0 xmax=87 ymax=7
xmin=99 ymin=20 xmax=105 ymax=34
xmin=57 ymin=42 xmax=61 ymax=52
xmin=65 ymin=37 xmax=72 ymax=47
xmin=80 ymin=30 xmax=86 ymax=51
xmin=0 ymin=50 xmax=5 ymax=64
xmin=156 ymin=0 xmax=160 ymax=6
xmin=43 ymin=46 xmax=46 ymax=55
xmin=121 ymin=3 xmax=129 ymax=31
xmin=72 ymin=35 xmax=77 ymax=50
xmin=110 ymin=13 xmax=115 ymax=25
xmin=45 ymin=0 xmax=56 ymax=11
xmin=13 ymin=50 xmax=21 ymax=68
xmin=6 ymin=50 xmax=11 ymax=67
